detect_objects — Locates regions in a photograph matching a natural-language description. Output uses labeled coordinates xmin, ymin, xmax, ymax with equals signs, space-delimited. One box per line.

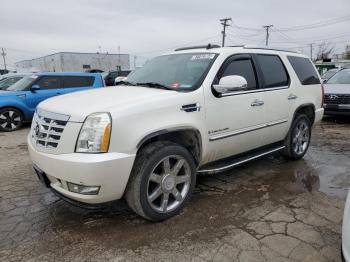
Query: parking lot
xmin=0 ymin=117 xmax=349 ymax=261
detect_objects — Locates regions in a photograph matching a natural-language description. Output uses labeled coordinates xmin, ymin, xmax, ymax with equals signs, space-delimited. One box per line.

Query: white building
xmin=15 ymin=52 xmax=130 ymax=72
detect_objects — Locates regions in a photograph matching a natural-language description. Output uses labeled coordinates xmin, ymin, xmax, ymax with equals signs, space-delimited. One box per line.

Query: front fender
xmin=0 ymin=98 xmax=33 ymax=121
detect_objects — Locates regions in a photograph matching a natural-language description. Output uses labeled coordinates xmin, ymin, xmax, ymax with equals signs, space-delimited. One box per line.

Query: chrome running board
xmin=197 ymin=145 xmax=285 ymax=174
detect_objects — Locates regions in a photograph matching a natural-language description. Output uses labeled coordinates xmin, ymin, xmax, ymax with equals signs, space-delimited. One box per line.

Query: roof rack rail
xmin=242 ymin=45 xmax=299 ymax=53
xmin=175 ymin=44 xmax=221 ymax=52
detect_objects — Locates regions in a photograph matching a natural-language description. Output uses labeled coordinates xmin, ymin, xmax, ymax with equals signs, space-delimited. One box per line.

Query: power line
xmin=278 ymin=14 xmax=350 ymax=31
xmin=220 ymin=18 xmax=232 ymax=47
xmin=230 ymin=14 xmax=350 ymax=34
xmin=271 ymin=29 xmax=350 ymax=44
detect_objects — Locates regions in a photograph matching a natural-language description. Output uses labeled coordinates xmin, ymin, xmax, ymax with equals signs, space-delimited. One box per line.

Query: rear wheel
xmin=125 ymin=141 xmax=196 ymax=221
xmin=282 ymin=114 xmax=311 ymax=160
xmin=0 ymin=108 xmax=23 ymax=132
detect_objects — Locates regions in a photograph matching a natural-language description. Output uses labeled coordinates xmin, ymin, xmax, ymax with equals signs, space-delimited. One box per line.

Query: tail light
xmin=321 ymin=84 xmax=325 ymax=108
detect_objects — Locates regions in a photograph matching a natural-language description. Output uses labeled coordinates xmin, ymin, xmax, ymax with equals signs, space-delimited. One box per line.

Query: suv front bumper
xmin=324 ymin=104 xmax=350 ymax=116
xmin=28 ymin=136 xmax=136 ymax=204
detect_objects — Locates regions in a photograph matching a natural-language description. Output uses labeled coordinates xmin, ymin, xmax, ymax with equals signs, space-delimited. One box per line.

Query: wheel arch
xmin=136 ymin=127 xmax=203 ymax=166
xmin=292 ymin=103 xmax=316 ymax=125
xmin=0 ymin=106 xmax=26 ymax=120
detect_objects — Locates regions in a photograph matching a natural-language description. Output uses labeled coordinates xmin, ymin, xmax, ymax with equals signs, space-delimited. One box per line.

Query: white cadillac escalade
xmin=28 ymin=45 xmax=324 ymax=221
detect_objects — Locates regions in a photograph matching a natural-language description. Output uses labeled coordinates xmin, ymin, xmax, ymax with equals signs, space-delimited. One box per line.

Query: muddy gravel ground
xmin=0 ymin=117 xmax=349 ymax=262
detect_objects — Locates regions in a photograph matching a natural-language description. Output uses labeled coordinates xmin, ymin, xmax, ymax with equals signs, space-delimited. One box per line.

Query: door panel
xmin=253 ymin=54 xmax=292 ymax=144
xmin=59 ymin=76 xmax=95 ymax=95
xmin=204 ymin=54 xmax=266 ymax=162
xmin=262 ymin=87 xmax=291 ymax=144
xmin=205 ymin=92 xmax=266 ymax=161
xmin=24 ymin=76 xmax=62 ymax=112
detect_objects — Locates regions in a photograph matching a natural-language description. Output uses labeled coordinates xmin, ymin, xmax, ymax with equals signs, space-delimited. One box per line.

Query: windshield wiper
xmin=135 ymin=82 xmax=174 ymax=90
xmin=114 ymin=80 xmax=137 ymax=86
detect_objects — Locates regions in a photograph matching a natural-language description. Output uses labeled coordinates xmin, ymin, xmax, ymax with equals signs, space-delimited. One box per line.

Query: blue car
xmin=0 ymin=72 xmax=104 ymax=131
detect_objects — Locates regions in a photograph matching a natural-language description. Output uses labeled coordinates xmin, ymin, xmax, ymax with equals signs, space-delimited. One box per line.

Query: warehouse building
xmin=15 ymin=52 xmax=130 ymax=72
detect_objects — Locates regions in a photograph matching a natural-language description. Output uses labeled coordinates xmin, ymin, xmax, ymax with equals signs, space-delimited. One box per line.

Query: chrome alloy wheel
xmin=147 ymin=155 xmax=191 ymax=213
xmin=292 ymin=120 xmax=310 ymax=155
xmin=0 ymin=110 xmax=22 ymax=131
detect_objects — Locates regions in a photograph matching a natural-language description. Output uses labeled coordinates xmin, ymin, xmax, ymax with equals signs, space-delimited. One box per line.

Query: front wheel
xmin=281 ymin=114 xmax=311 ymax=160
xmin=125 ymin=141 xmax=196 ymax=221
xmin=0 ymin=108 xmax=24 ymax=132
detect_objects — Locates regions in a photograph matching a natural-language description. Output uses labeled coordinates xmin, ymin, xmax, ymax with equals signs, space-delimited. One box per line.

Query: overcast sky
xmin=1 ymin=0 xmax=350 ymax=69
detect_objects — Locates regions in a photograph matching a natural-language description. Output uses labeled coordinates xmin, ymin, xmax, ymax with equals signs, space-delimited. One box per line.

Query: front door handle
xmin=288 ymin=94 xmax=298 ymax=100
xmin=251 ymin=100 xmax=264 ymax=107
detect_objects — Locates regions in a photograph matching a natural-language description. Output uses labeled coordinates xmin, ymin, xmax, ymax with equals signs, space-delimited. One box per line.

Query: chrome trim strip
xmin=197 ymin=146 xmax=286 ymax=174
xmin=339 ymin=104 xmax=350 ymax=109
xmin=209 ymin=119 xmax=288 ymax=141
xmin=220 ymin=86 xmax=289 ymax=97
xmin=36 ymin=108 xmax=70 ymax=122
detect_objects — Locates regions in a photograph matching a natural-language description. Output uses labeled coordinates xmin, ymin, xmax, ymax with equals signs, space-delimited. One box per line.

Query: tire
xmin=0 ymin=108 xmax=24 ymax=132
xmin=125 ymin=141 xmax=197 ymax=221
xmin=281 ymin=114 xmax=311 ymax=160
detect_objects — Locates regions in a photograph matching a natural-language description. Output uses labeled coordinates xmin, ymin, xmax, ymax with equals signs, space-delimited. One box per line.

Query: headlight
xmin=76 ymin=113 xmax=112 ymax=153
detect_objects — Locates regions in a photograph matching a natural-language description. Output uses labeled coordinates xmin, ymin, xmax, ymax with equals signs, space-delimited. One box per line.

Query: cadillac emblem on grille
xmin=31 ymin=110 xmax=70 ymax=149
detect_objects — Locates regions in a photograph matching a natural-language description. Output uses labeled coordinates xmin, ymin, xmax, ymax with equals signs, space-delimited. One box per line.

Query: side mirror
xmin=30 ymin=84 xmax=40 ymax=92
xmin=213 ymin=75 xmax=248 ymax=94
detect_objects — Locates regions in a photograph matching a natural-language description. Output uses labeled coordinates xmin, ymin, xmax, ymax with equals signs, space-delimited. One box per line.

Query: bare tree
xmin=316 ymin=42 xmax=334 ymax=61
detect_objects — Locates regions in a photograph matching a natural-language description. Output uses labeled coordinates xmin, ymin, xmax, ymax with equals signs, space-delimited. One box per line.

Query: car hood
xmin=0 ymin=90 xmax=26 ymax=97
xmin=324 ymin=84 xmax=350 ymax=94
xmin=38 ymin=86 xmax=184 ymax=122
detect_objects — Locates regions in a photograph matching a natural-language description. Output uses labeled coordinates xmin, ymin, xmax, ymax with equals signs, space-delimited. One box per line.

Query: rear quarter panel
xmin=281 ymin=53 xmax=323 ymax=126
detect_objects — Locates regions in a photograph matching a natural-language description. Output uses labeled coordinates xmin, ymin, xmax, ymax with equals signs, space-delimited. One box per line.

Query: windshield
xmin=126 ymin=53 xmax=217 ymax=91
xmin=101 ymin=72 xmax=109 ymax=78
xmin=0 ymin=76 xmax=23 ymax=90
xmin=7 ymin=75 xmax=38 ymax=91
xmin=322 ymin=70 xmax=337 ymax=79
xmin=327 ymin=70 xmax=350 ymax=84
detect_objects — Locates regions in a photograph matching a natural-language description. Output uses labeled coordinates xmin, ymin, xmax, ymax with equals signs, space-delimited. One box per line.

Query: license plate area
xmin=33 ymin=165 xmax=51 ymax=188
xmin=325 ymin=104 xmax=339 ymax=109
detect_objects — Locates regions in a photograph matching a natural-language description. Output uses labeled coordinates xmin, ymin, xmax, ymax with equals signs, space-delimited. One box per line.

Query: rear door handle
xmin=251 ymin=100 xmax=264 ymax=107
xmin=288 ymin=94 xmax=298 ymax=100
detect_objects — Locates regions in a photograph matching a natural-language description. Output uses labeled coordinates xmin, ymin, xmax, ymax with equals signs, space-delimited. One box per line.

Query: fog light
xmin=67 ymin=182 xmax=100 ymax=195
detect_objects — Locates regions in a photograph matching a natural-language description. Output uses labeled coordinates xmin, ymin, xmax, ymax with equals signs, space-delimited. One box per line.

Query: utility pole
xmin=220 ymin=18 xmax=232 ymax=47
xmin=118 ymin=45 xmax=121 ymax=71
xmin=263 ymin=25 xmax=273 ymax=46
xmin=309 ymin=43 xmax=313 ymax=61
xmin=1 ymin=48 xmax=7 ymax=71
xmin=134 ymin=55 xmax=137 ymax=69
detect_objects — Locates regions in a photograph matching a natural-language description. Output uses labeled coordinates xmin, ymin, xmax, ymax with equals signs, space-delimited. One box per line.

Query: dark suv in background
xmin=103 ymin=70 xmax=131 ymax=86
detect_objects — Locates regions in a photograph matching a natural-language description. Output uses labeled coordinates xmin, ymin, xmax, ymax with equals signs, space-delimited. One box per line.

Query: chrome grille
xmin=324 ymin=94 xmax=350 ymax=104
xmin=31 ymin=110 xmax=70 ymax=148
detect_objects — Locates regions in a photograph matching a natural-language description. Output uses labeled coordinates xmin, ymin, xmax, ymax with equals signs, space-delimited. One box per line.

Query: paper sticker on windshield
xmin=191 ymin=54 xmax=215 ymax=60
xmin=170 ymin=82 xmax=180 ymax=88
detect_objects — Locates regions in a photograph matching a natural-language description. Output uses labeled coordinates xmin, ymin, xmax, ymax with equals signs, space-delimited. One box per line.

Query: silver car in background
xmin=323 ymin=68 xmax=350 ymax=116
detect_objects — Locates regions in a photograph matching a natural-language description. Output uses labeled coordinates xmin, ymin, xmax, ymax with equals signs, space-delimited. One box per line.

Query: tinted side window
xmin=62 ymin=76 xmax=95 ymax=88
xmin=36 ymin=76 xmax=61 ymax=90
xmin=221 ymin=59 xmax=257 ymax=90
xmin=257 ymin=55 xmax=289 ymax=88
xmin=287 ymin=56 xmax=320 ymax=85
